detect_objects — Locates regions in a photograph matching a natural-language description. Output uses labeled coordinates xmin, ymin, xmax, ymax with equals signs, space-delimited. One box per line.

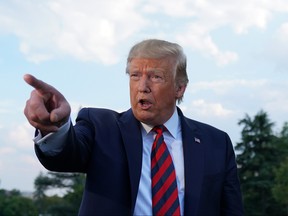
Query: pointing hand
xmin=23 ymin=74 xmax=71 ymax=135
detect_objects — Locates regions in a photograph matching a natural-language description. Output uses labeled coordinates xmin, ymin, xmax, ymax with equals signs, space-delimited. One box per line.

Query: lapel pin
xmin=194 ymin=137 xmax=201 ymax=143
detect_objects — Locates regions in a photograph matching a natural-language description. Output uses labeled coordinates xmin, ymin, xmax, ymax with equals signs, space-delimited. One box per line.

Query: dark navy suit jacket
xmin=35 ymin=107 xmax=244 ymax=215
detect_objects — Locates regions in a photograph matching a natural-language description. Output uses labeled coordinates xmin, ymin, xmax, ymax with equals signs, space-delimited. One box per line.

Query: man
xmin=24 ymin=39 xmax=243 ymax=215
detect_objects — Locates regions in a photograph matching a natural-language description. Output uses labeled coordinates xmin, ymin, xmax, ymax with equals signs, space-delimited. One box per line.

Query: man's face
xmin=128 ymin=57 xmax=185 ymax=126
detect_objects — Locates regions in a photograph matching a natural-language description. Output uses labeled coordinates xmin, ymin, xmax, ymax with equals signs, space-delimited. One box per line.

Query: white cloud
xmin=260 ymin=82 xmax=288 ymax=113
xmin=0 ymin=0 xmax=148 ymax=64
xmin=1 ymin=0 xmax=288 ymax=65
xmin=8 ymin=122 xmax=34 ymax=149
xmin=177 ymin=29 xmax=238 ymax=66
xmin=0 ymin=147 xmax=15 ymax=155
xmin=185 ymin=79 xmax=288 ymax=128
xmin=145 ymin=0 xmax=288 ymax=65
xmin=0 ymin=152 xmax=47 ymax=191
xmin=20 ymin=42 xmax=53 ymax=63
xmin=0 ymin=100 xmax=15 ymax=114
xmin=260 ymin=21 xmax=288 ymax=73
xmin=190 ymin=99 xmax=234 ymax=117
xmin=275 ymin=22 xmax=288 ymax=53
xmin=277 ymin=22 xmax=288 ymax=41
xmin=0 ymin=123 xmax=47 ymax=191
xmin=143 ymin=0 xmax=197 ymax=17
xmin=190 ymin=79 xmax=268 ymax=94
xmin=20 ymin=155 xmax=40 ymax=166
xmin=188 ymin=79 xmax=288 ymax=109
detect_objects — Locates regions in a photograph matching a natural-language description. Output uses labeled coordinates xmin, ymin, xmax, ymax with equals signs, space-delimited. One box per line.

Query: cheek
xmin=154 ymin=89 xmax=174 ymax=104
xmin=129 ymin=83 xmax=133 ymax=93
xmin=159 ymin=85 xmax=177 ymax=97
xmin=130 ymin=82 xmax=137 ymax=92
xmin=129 ymin=87 xmax=137 ymax=102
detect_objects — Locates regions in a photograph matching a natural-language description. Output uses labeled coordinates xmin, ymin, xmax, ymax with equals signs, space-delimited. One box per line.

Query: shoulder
xmin=77 ymin=107 xmax=128 ymax=121
xmin=79 ymin=107 xmax=120 ymax=115
xmin=181 ymin=115 xmax=233 ymax=152
xmin=178 ymin=108 xmax=229 ymax=140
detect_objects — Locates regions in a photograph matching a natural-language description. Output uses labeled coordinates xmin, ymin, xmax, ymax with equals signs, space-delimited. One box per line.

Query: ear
xmin=175 ymin=84 xmax=186 ymax=99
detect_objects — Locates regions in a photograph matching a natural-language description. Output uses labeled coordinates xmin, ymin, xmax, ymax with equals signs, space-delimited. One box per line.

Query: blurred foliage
xmin=236 ymin=110 xmax=288 ymax=216
xmin=0 ymin=189 xmax=37 ymax=216
xmin=33 ymin=172 xmax=85 ymax=215
xmin=0 ymin=172 xmax=85 ymax=216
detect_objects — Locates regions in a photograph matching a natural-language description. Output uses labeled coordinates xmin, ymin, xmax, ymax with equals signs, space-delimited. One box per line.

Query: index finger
xmin=23 ymin=74 xmax=53 ymax=95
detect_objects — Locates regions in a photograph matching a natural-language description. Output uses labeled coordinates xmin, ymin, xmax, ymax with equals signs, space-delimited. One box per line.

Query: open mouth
xmin=139 ymin=99 xmax=152 ymax=109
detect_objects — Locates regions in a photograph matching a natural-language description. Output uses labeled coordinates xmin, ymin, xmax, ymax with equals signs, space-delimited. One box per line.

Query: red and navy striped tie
xmin=151 ymin=125 xmax=181 ymax=216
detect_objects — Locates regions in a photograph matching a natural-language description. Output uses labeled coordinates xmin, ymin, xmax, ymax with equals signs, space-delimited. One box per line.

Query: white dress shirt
xmin=34 ymin=108 xmax=185 ymax=215
xmin=133 ymin=108 xmax=185 ymax=215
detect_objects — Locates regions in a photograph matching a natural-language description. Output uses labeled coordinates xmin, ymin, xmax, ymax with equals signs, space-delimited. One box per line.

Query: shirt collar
xmin=141 ymin=108 xmax=179 ymax=138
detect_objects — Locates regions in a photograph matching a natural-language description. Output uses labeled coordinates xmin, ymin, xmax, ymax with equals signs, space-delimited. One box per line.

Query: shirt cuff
xmin=34 ymin=120 xmax=70 ymax=156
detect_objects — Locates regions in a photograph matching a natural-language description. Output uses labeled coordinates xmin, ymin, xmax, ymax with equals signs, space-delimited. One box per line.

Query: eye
xmin=130 ymin=72 xmax=141 ymax=81
xmin=150 ymin=73 xmax=165 ymax=83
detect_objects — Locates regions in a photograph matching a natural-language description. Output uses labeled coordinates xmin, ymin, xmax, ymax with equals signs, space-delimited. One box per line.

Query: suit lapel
xmin=178 ymin=108 xmax=205 ymax=216
xmin=118 ymin=109 xmax=143 ymax=213
xmin=118 ymin=108 xmax=205 ymax=215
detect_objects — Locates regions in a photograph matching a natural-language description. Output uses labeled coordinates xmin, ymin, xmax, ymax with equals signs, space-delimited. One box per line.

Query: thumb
xmin=50 ymin=101 xmax=71 ymax=124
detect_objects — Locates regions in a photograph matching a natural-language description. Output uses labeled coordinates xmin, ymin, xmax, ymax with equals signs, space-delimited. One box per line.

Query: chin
xmin=136 ymin=115 xmax=154 ymax=125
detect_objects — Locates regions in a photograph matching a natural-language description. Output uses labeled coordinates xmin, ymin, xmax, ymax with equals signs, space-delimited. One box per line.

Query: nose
xmin=138 ymin=75 xmax=151 ymax=93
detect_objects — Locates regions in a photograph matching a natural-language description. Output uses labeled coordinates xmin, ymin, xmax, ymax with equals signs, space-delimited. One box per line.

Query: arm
xmin=24 ymin=74 xmax=84 ymax=171
xmin=34 ymin=108 xmax=95 ymax=173
xmin=34 ymin=120 xmax=70 ymax=156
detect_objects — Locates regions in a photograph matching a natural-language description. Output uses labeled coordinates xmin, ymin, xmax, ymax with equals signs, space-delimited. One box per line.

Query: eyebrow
xmin=129 ymin=66 xmax=165 ymax=72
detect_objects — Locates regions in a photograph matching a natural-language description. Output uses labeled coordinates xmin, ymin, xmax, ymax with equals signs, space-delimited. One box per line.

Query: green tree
xmin=272 ymin=157 xmax=288 ymax=214
xmin=0 ymin=189 xmax=37 ymax=216
xmin=276 ymin=122 xmax=288 ymax=158
xmin=235 ymin=110 xmax=285 ymax=215
xmin=34 ymin=171 xmax=85 ymax=215
xmin=272 ymin=122 xmax=288 ymax=215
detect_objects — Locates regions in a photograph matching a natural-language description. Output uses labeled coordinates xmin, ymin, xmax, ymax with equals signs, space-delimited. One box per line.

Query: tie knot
xmin=152 ymin=125 xmax=166 ymax=134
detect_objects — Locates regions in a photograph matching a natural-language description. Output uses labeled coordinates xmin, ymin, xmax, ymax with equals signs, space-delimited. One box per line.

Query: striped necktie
xmin=151 ymin=125 xmax=181 ymax=216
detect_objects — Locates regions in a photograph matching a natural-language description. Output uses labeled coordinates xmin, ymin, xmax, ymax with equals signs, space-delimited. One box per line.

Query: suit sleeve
xmin=34 ymin=108 xmax=95 ymax=173
xmin=34 ymin=120 xmax=70 ymax=156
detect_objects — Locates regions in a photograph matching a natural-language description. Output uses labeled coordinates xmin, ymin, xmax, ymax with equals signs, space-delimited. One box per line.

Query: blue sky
xmin=0 ymin=0 xmax=288 ymax=192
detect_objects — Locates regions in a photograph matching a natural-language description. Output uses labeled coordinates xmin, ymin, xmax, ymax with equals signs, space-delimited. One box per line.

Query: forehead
xmin=128 ymin=57 xmax=176 ymax=72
